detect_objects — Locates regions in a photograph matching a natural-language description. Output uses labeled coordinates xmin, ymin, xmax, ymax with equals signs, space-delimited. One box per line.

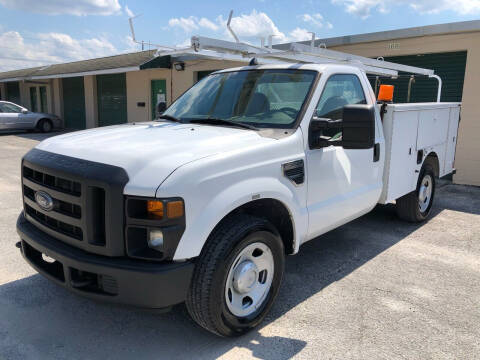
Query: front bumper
xmin=17 ymin=212 xmax=194 ymax=309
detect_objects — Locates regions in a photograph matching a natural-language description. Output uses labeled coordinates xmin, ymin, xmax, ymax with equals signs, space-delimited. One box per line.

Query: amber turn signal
xmin=147 ymin=200 xmax=164 ymax=219
xmin=167 ymin=201 xmax=184 ymax=219
xmin=378 ymin=84 xmax=394 ymax=102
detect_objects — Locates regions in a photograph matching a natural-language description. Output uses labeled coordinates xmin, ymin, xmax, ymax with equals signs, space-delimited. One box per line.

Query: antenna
xmin=128 ymin=14 xmax=143 ymax=43
xmin=128 ymin=14 xmax=176 ymax=51
xmin=227 ymin=10 xmax=240 ymax=43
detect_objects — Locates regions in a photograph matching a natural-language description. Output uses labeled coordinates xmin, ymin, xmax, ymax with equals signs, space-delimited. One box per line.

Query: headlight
xmin=125 ymin=197 xmax=185 ymax=261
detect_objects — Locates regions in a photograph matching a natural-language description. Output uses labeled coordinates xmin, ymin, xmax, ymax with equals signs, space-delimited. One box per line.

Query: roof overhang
xmin=29 ymin=66 xmax=141 ymax=80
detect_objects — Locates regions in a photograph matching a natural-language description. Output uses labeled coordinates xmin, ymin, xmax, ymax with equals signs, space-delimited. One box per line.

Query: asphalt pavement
xmin=0 ymin=130 xmax=479 ymax=359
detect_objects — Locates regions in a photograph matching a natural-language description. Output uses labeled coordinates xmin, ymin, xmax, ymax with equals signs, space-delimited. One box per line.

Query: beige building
xmin=0 ymin=20 xmax=479 ymax=185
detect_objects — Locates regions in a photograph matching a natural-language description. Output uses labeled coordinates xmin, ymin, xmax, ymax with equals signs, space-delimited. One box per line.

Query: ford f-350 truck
xmin=16 ymin=61 xmax=460 ymax=336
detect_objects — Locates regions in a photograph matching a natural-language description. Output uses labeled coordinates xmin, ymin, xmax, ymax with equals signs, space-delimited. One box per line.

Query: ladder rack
xmin=158 ymin=35 xmax=442 ymax=101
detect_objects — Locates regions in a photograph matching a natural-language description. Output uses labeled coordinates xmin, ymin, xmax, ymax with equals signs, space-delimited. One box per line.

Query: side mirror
xmin=308 ymin=104 xmax=375 ymax=149
xmin=341 ymin=104 xmax=375 ymax=149
xmin=156 ymin=102 xmax=167 ymax=117
xmin=21 ymin=109 xmax=28 ymax=114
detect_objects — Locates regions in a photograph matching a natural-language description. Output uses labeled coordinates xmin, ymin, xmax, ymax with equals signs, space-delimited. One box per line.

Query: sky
xmin=0 ymin=0 xmax=479 ymax=71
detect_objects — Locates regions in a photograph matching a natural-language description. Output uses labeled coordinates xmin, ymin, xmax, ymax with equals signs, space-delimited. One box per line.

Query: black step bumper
xmin=16 ymin=212 xmax=194 ymax=309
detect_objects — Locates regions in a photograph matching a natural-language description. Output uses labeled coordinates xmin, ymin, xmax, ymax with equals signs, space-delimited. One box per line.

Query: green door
xmin=39 ymin=86 xmax=48 ymax=113
xmin=29 ymin=87 xmax=38 ymax=112
xmin=370 ymin=51 xmax=467 ymax=103
xmin=97 ymin=73 xmax=127 ymax=126
xmin=6 ymin=82 xmax=20 ymax=104
xmin=62 ymin=77 xmax=86 ymax=129
xmin=151 ymin=79 xmax=167 ymax=120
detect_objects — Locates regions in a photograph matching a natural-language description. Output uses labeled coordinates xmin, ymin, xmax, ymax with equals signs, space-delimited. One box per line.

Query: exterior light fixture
xmin=174 ymin=62 xmax=185 ymax=71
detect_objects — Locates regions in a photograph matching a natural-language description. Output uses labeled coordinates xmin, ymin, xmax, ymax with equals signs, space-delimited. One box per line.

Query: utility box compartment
xmin=380 ymin=103 xmax=461 ymax=204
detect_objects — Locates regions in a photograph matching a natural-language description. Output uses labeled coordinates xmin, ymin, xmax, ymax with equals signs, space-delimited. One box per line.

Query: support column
xmin=83 ymin=75 xmax=98 ymax=128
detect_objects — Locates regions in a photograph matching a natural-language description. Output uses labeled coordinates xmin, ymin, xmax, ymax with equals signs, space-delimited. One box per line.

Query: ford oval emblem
xmin=35 ymin=191 xmax=54 ymax=211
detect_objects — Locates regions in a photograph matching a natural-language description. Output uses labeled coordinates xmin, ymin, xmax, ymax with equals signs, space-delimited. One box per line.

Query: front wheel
xmin=186 ymin=215 xmax=285 ymax=336
xmin=396 ymin=163 xmax=436 ymax=222
xmin=37 ymin=119 xmax=53 ymax=133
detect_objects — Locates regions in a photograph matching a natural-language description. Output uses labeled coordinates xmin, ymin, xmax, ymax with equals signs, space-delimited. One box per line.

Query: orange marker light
xmin=167 ymin=201 xmax=184 ymax=219
xmin=147 ymin=200 xmax=164 ymax=219
xmin=378 ymin=84 xmax=394 ymax=102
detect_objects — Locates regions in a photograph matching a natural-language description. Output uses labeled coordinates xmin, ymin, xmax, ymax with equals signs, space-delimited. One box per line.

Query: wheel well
xmin=216 ymin=199 xmax=295 ymax=254
xmin=424 ymin=152 xmax=439 ymax=177
xmin=36 ymin=118 xmax=51 ymax=128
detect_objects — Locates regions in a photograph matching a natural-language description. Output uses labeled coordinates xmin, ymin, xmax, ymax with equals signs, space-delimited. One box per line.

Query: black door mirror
xmin=308 ymin=117 xmax=343 ymax=149
xmin=309 ymin=104 xmax=375 ymax=149
xmin=341 ymin=104 xmax=375 ymax=149
xmin=156 ymin=101 xmax=167 ymax=117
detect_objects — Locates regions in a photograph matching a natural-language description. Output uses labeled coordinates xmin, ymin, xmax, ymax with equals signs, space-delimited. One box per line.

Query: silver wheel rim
xmin=418 ymin=174 xmax=433 ymax=213
xmin=225 ymin=242 xmax=274 ymax=317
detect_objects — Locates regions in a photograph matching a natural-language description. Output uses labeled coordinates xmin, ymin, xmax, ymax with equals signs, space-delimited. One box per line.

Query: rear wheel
xmin=37 ymin=119 xmax=53 ymax=133
xmin=186 ymin=215 xmax=285 ymax=336
xmin=396 ymin=163 xmax=436 ymax=222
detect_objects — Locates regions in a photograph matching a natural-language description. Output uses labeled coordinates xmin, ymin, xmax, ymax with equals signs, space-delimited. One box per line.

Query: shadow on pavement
xmin=0 ymin=183 xmax=478 ymax=359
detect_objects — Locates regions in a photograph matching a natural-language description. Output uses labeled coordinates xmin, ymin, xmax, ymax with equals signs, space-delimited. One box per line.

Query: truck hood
xmin=36 ymin=121 xmax=275 ymax=196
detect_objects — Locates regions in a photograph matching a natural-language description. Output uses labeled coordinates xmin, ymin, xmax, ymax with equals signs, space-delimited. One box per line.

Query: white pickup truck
xmin=16 ymin=62 xmax=460 ymax=336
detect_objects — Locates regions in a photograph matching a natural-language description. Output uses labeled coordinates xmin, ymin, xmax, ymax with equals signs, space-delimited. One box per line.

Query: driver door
xmin=306 ymin=73 xmax=382 ymax=239
xmin=0 ymin=103 xmax=20 ymax=129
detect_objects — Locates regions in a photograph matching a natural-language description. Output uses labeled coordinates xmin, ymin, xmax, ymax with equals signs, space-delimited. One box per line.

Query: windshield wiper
xmin=156 ymin=114 xmax=183 ymax=123
xmin=189 ymin=118 xmax=258 ymax=131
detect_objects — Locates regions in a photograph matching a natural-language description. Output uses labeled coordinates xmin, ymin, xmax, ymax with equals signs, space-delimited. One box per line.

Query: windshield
xmin=163 ymin=69 xmax=317 ymax=128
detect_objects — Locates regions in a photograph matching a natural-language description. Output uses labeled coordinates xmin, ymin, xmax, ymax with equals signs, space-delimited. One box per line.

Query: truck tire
xmin=396 ymin=163 xmax=436 ymax=222
xmin=186 ymin=215 xmax=285 ymax=336
xmin=37 ymin=119 xmax=53 ymax=133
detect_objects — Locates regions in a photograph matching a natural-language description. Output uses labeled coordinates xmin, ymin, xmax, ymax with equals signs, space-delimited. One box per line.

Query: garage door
xmin=63 ymin=77 xmax=86 ymax=129
xmin=6 ymin=82 xmax=20 ymax=104
xmin=370 ymin=51 xmax=467 ymax=103
xmin=97 ymin=73 xmax=127 ymax=127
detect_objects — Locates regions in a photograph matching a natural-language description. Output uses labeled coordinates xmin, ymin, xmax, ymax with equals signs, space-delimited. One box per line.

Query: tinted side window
xmin=316 ymin=74 xmax=366 ymax=120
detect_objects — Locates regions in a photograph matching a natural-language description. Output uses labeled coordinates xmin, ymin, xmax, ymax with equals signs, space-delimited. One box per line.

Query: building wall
xmin=126 ymin=68 xmax=171 ymax=123
xmin=125 ymin=59 xmax=245 ymax=124
xmin=0 ymin=83 xmax=5 ymax=100
xmin=328 ymin=31 xmax=480 ymax=186
xmin=52 ymin=78 xmax=64 ymax=125
xmin=170 ymin=59 xmax=245 ymax=100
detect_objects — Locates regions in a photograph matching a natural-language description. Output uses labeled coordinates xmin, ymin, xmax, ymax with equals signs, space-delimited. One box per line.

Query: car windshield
xmin=163 ymin=69 xmax=317 ymax=128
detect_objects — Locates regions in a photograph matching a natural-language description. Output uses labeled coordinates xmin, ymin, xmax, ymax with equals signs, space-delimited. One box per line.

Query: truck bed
xmin=379 ymin=102 xmax=461 ymax=204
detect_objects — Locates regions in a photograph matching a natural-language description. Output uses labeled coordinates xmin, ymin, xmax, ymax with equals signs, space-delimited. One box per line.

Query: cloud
xmin=332 ymin=0 xmax=480 ymax=18
xmin=300 ymin=13 xmax=333 ymax=29
xmin=124 ymin=5 xmax=134 ymax=18
xmin=168 ymin=16 xmax=219 ymax=32
xmin=0 ymin=31 xmax=120 ymax=71
xmin=198 ymin=18 xmax=219 ymax=31
xmin=0 ymin=0 xmax=121 ymax=16
xmin=288 ymin=28 xmax=313 ymax=42
xmin=221 ymin=10 xmax=287 ymax=41
xmin=169 ymin=16 xmax=199 ymax=32
xmin=167 ymin=10 xmax=331 ymax=46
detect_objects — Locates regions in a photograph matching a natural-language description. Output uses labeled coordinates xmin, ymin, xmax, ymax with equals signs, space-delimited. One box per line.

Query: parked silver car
xmin=0 ymin=101 xmax=62 ymax=132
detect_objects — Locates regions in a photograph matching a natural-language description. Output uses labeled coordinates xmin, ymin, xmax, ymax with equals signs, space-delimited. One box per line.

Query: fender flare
xmin=172 ymin=177 xmax=306 ymax=260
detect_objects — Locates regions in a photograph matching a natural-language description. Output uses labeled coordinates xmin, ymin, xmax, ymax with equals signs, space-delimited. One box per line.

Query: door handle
xmin=373 ymin=143 xmax=380 ymax=162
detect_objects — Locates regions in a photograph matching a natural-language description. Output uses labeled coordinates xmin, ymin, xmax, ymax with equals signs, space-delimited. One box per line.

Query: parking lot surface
xmin=0 ymin=131 xmax=479 ymax=359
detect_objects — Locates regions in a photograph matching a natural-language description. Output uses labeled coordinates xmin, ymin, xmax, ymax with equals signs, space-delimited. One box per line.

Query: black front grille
xmin=23 ymin=166 xmax=81 ymax=196
xmin=25 ymin=204 xmax=83 ymax=240
xmin=21 ymin=148 xmax=129 ymax=257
